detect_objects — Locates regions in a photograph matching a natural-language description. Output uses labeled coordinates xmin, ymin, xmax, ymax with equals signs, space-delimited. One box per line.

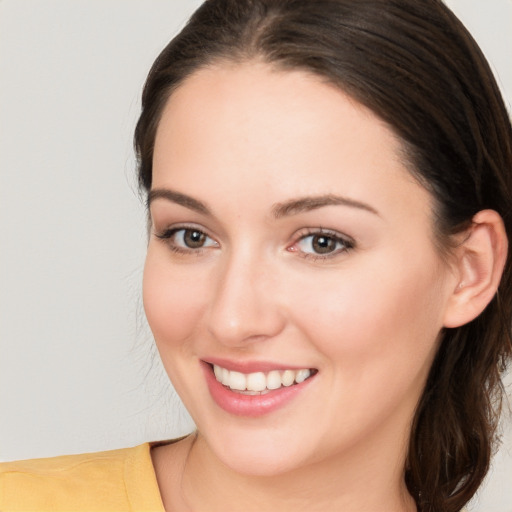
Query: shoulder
xmin=0 ymin=443 xmax=164 ymax=511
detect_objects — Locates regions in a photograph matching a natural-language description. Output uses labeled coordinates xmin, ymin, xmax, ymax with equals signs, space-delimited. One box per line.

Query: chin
xmin=221 ymin=447 xmax=306 ymax=477
xmin=201 ymin=424 xmax=310 ymax=477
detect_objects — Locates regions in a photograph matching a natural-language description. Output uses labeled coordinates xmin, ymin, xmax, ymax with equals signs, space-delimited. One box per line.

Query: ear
xmin=443 ymin=209 xmax=508 ymax=328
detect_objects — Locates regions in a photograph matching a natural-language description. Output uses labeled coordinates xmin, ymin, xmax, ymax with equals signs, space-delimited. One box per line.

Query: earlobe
xmin=443 ymin=210 xmax=508 ymax=328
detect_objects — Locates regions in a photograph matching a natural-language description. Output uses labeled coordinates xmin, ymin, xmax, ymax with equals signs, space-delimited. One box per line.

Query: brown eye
xmin=311 ymin=234 xmax=337 ymax=254
xmin=155 ymin=227 xmax=218 ymax=252
xmin=294 ymin=231 xmax=354 ymax=258
xmin=183 ymin=229 xmax=207 ymax=248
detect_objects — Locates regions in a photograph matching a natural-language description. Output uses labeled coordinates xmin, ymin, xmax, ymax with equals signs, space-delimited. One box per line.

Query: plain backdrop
xmin=0 ymin=1 xmax=511 ymax=510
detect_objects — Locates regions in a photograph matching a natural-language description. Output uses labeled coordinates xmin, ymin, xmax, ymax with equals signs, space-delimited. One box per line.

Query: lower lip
xmin=202 ymin=362 xmax=315 ymax=417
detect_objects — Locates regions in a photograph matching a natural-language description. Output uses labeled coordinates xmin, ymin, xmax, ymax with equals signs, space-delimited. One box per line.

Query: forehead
xmin=152 ymin=61 xmax=431 ymax=223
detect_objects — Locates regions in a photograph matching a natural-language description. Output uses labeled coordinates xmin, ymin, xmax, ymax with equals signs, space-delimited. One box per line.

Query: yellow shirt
xmin=0 ymin=443 xmax=473 ymax=511
xmin=0 ymin=443 xmax=165 ymax=511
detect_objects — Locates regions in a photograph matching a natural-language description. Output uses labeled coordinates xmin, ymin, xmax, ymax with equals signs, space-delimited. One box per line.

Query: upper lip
xmin=203 ymin=357 xmax=315 ymax=374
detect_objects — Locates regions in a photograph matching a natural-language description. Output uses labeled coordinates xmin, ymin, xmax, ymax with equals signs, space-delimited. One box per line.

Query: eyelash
xmin=154 ymin=225 xmax=217 ymax=255
xmin=154 ymin=226 xmax=355 ymax=260
xmin=289 ymin=228 xmax=355 ymax=261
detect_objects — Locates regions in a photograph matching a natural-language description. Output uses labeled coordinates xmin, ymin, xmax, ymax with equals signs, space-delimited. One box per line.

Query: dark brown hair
xmin=134 ymin=1 xmax=512 ymax=510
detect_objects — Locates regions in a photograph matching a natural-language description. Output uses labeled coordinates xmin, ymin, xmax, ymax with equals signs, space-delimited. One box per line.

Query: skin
xmin=144 ymin=62 xmax=463 ymax=512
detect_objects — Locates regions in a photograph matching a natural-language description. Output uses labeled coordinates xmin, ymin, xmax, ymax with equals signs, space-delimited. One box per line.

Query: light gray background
xmin=0 ymin=1 xmax=510 ymax=510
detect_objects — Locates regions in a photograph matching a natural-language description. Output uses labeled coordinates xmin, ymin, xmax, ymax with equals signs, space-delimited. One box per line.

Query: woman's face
xmin=144 ymin=62 xmax=457 ymax=475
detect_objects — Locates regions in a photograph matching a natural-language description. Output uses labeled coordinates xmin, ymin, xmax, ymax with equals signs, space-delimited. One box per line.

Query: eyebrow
xmin=147 ymin=188 xmax=211 ymax=216
xmin=147 ymin=188 xmax=379 ymax=219
xmin=272 ymin=194 xmax=380 ymax=219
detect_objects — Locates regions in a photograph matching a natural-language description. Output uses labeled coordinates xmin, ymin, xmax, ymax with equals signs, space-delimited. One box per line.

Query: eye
xmin=291 ymin=230 xmax=354 ymax=258
xmin=155 ymin=227 xmax=218 ymax=252
xmin=175 ymin=228 xmax=212 ymax=249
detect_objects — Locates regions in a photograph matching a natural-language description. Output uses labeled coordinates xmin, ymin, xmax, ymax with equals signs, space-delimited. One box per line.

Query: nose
xmin=206 ymin=250 xmax=286 ymax=347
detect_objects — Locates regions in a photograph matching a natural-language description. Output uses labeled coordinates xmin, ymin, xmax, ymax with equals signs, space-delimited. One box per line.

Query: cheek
xmin=142 ymin=250 xmax=208 ymax=350
xmin=282 ymin=253 xmax=448 ymax=440
xmin=288 ymin=251 xmax=447 ymax=376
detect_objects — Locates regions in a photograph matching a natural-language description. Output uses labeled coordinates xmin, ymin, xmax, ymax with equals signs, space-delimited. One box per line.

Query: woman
xmin=1 ymin=1 xmax=510 ymax=511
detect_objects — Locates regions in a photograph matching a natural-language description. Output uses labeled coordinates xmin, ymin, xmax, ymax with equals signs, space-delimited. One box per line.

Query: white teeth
xmin=295 ymin=369 xmax=311 ymax=383
xmin=281 ymin=369 xmax=295 ymax=387
xmin=229 ymin=371 xmax=247 ymax=391
xmin=221 ymin=367 xmax=230 ymax=386
xmin=246 ymin=372 xmax=266 ymax=392
xmin=266 ymin=370 xmax=282 ymax=390
xmin=212 ymin=364 xmax=314 ymax=392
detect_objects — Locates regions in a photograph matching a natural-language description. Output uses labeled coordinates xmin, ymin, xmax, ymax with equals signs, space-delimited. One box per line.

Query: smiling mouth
xmin=210 ymin=364 xmax=318 ymax=395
